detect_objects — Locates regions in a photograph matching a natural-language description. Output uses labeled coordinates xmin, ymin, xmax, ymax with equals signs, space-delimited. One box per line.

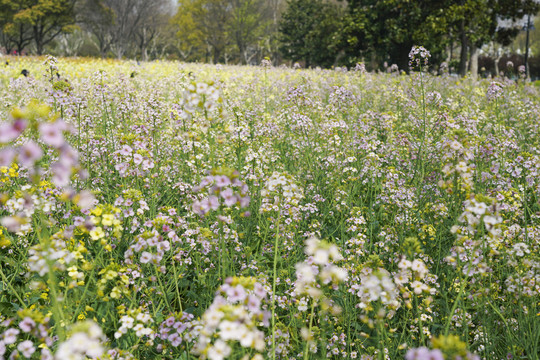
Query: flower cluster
xmin=260 ymin=172 xmax=304 ymax=215
xmin=406 ymin=335 xmax=479 ymax=360
xmin=0 ymin=309 xmax=53 ymax=360
xmin=27 ymin=230 xmax=76 ymax=276
xmin=157 ymin=312 xmax=202 ymax=352
xmin=56 ymin=321 xmax=107 ymax=360
xmin=192 ymin=167 xmax=250 ymax=216
xmin=486 ymin=82 xmax=504 ymax=102
xmin=114 ymin=308 xmax=155 ymax=344
xmin=408 ymin=46 xmax=431 ymax=69
xmin=192 ymin=276 xmax=269 ymax=360
xmin=179 ymin=81 xmax=222 ymax=122
xmin=294 ymin=237 xmax=347 ymax=301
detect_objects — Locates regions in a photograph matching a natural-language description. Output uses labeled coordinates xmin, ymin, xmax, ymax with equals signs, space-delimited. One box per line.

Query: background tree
xmin=133 ymin=1 xmax=172 ymax=61
xmin=78 ymin=0 xmax=171 ymax=60
xmin=78 ymin=0 xmax=115 ymax=57
xmin=0 ymin=0 xmax=76 ymax=55
xmin=425 ymin=0 xmax=540 ymax=78
xmin=228 ymin=0 xmax=271 ymax=64
xmin=171 ymin=0 xmax=274 ymax=64
xmin=340 ymin=0 xmax=449 ymax=71
xmin=279 ymin=0 xmax=341 ymax=68
xmin=170 ymin=0 xmax=206 ymax=61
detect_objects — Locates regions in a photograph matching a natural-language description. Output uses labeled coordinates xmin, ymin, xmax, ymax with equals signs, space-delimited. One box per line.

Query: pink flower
xmin=19 ymin=317 xmax=35 ymax=333
xmin=119 ymin=145 xmax=133 ymax=156
xmin=220 ymin=188 xmax=237 ymax=207
xmin=18 ymin=142 xmax=43 ymax=167
xmin=214 ymin=175 xmax=231 ymax=188
xmin=39 ymin=122 xmax=64 ymax=148
xmin=51 ymin=161 xmax=72 ymax=187
xmin=133 ymin=153 xmax=143 ymax=165
xmin=0 ymin=148 xmax=16 ymax=167
xmin=0 ymin=120 xmax=26 ymax=143
xmin=140 ymin=251 xmax=153 ymax=264
xmin=208 ymin=195 xmax=219 ymax=210
xmin=17 ymin=340 xmax=35 ymax=358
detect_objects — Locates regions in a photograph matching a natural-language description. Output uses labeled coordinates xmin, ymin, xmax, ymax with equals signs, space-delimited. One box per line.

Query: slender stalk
xmin=271 ymin=212 xmax=282 ymax=360
xmin=303 ymin=301 xmax=316 ymax=360
xmin=0 ymin=266 xmax=27 ymax=308
xmin=172 ymin=258 xmax=184 ymax=312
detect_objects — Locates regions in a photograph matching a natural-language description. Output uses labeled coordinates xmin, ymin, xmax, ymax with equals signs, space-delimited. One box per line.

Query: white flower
xmin=207 ymin=339 xmax=231 ymax=360
xmin=218 ymin=321 xmax=241 ymax=341
xmin=313 ymin=249 xmax=329 ymax=265
xmin=17 ymin=340 xmax=35 ymax=358
xmin=3 ymin=328 xmax=20 ymax=344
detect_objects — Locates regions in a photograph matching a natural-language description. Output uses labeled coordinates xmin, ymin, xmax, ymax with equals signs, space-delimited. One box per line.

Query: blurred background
xmin=0 ymin=0 xmax=539 ymax=79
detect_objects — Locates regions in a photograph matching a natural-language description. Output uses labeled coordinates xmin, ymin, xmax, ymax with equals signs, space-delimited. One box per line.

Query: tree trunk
xmin=458 ymin=21 xmax=468 ymax=77
xmin=470 ymin=43 xmax=478 ymax=81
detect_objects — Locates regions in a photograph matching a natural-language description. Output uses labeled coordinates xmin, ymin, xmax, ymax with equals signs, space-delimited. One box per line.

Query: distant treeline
xmin=0 ymin=0 xmax=539 ymax=78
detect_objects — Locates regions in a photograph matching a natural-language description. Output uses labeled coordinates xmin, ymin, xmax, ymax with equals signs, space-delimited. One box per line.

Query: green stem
xmin=444 ymin=276 xmax=466 ymax=336
xmin=172 ymin=258 xmax=184 ymax=312
xmin=303 ymin=301 xmax=316 ymax=360
xmin=0 ymin=266 xmax=27 ymax=308
xmin=271 ymin=212 xmax=282 ymax=360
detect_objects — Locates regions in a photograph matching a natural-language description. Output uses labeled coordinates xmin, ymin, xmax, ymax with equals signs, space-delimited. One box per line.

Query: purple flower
xmin=164 ymin=317 xmax=175 ymax=327
xmin=18 ymin=141 xmax=43 ymax=167
xmin=405 ymin=347 xmax=444 ymax=360
xmin=51 ymin=161 xmax=72 ymax=187
xmin=214 ymin=175 xmax=231 ymax=188
xmin=0 ymin=121 xmax=25 ymax=143
xmin=142 ymin=159 xmax=154 ymax=170
xmin=119 ymin=145 xmax=133 ymax=156
xmin=17 ymin=339 xmax=35 ymax=358
xmin=19 ymin=317 xmax=36 ymax=333
xmin=208 ymin=195 xmax=220 ymax=210
xmin=140 ymin=251 xmax=153 ymax=264
xmin=239 ymin=196 xmax=250 ymax=208
xmin=39 ymin=122 xmax=65 ymax=148
xmin=220 ymin=188 xmax=237 ymax=207
xmin=133 ymin=153 xmax=143 ymax=165
xmin=168 ymin=332 xmax=182 ymax=347
xmin=0 ymin=148 xmax=16 ymax=167
xmin=2 ymin=328 xmax=19 ymax=344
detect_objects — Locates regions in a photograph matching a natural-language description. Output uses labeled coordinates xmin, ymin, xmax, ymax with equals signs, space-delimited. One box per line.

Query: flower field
xmin=0 ymin=54 xmax=539 ymax=360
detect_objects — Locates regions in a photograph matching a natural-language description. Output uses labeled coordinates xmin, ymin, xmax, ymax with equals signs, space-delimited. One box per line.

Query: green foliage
xmin=279 ymin=0 xmax=341 ymax=68
xmin=170 ymin=0 xmax=272 ymax=64
xmin=0 ymin=0 xmax=76 ymax=55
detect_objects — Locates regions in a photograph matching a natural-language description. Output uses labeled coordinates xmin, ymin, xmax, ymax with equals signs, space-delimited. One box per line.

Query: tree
xmin=172 ymin=0 xmax=274 ymax=64
xmin=170 ymin=0 xmax=206 ymax=61
xmin=79 ymin=0 xmax=171 ymax=59
xmin=78 ymin=0 xmax=115 ymax=57
xmin=0 ymin=0 xmax=77 ymax=55
xmin=0 ymin=1 xmax=33 ymax=54
xmin=133 ymin=1 xmax=172 ymax=61
xmin=228 ymin=0 xmax=271 ymax=64
xmin=425 ymin=0 xmax=540 ymax=78
xmin=341 ymin=0 xmax=448 ymax=71
xmin=279 ymin=0 xmax=341 ymax=68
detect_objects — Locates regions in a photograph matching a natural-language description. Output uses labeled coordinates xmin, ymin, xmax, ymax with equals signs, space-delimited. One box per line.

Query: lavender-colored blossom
xmin=18 ymin=141 xmax=43 ymax=167
xmin=19 ymin=317 xmax=36 ymax=333
xmin=0 ymin=148 xmax=16 ymax=166
xmin=39 ymin=121 xmax=65 ymax=148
